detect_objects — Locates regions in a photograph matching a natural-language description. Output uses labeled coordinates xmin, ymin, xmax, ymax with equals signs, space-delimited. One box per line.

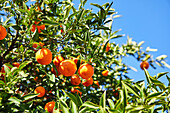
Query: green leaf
xmin=79 ymin=107 xmax=96 ymax=113
xmin=41 ymin=20 xmax=58 ymax=25
xmin=144 ymin=68 xmax=152 ymax=84
xmin=138 ymin=41 xmax=145 ymax=46
xmin=75 ymin=94 xmax=83 ymax=106
xmin=146 ymin=92 xmax=163 ymax=100
xmin=146 ymin=47 xmax=157 ymax=52
xmin=157 ymin=72 xmax=168 ymax=79
xmin=77 ymin=8 xmax=85 ymax=22
xmin=70 ymin=100 xmax=78 ymax=113
xmin=64 ymin=5 xmax=72 ymax=19
xmin=80 ymin=101 xmax=99 ymax=109
xmin=156 ymin=55 xmax=168 ymax=60
xmin=0 ymin=80 xmax=5 ymax=85
xmin=8 ymin=96 xmax=21 ymax=105
xmin=22 ymin=93 xmax=39 ymax=101
xmin=99 ymin=91 xmax=106 ymax=109
xmin=19 ymin=61 xmax=32 ymax=71
xmin=62 ymin=90 xmax=80 ymax=107
xmin=107 ymin=99 xmax=115 ymax=109
xmin=130 ymin=105 xmax=144 ymax=111
xmin=59 ymin=98 xmax=68 ymax=108
xmin=121 ymin=81 xmax=140 ymax=98
xmin=12 ymin=25 xmax=22 ymax=30
xmin=4 ymin=64 xmax=10 ymax=74
xmin=108 ymin=109 xmax=121 ymax=113
xmin=4 ymin=16 xmax=12 ymax=25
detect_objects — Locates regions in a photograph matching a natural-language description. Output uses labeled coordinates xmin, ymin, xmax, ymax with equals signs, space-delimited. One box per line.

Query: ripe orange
xmin=44 ymin=101 xmax=55 ymax=113
xmin=31 ymin=20 xmax=45 ymax=33
xmin=102 ymin=70 xmax=109 ymax=76
xmin=82 ymin=77 xmax=93 ymax=87
xmin=71 ymin=74 xmax=81 ymax=85
xmin=92 ymin=80 xmax=99 ymax=88
xmin=53 ymin=56 xmax=64 ymax=67
xmin=140 ymin=61 xmax=149 ymax=70
xmin=78 ymin=63 xmax=94 ymax=79
xmin=34 ymin=86 xmax=45 ymax=97
xmin=71 ymin=87 xmax=82 ymax=95
xmin=0 ymin=25 xmax=7 ymax=40
xmin=59 ymin=60 xmax=77 ymax=77
xmin=12 ymin=62 xmax=20 ymax=68
xmin=35 ymin=48 xmax=52 ymax=65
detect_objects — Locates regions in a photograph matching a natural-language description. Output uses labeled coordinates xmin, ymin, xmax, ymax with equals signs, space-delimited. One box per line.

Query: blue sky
xmin=73 ymin=0 xmax=170 ymax=85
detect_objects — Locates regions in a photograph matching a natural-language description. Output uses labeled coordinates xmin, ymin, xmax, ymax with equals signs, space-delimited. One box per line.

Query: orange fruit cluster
xmin=0 ymin=25 xmax=7 ymax=40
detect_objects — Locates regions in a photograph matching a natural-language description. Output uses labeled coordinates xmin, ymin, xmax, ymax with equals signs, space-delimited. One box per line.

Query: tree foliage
xmin=0 ymin=0 xmax=170 ymax=113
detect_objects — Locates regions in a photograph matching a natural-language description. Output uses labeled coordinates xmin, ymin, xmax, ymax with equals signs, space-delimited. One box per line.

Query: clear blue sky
xmin=73 ymin=0 xmax=170 ymax=85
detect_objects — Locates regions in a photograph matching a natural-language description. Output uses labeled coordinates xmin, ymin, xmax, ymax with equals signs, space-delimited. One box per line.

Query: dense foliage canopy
xmin=0 ymin=0 xmax=170 ymax=112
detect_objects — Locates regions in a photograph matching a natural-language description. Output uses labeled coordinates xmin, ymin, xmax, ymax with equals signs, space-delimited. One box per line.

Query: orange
xmin=140 ymin=61 xmax=149 ymax=70
xmin=31 ymin=20 xmax=45 ymax=33
xmin=71 ymin=74 xmax=81 ymax=85
xmin=106 ymin=43 xmax=110 ymax=52
xmin=78 ymin=63 xmax=94 ymax=79
xmin=1 ymin=67 xmax=5 ymax=73
xmin=102 ymin=70 xmax=108 ymax=76
xmin=32 ymin=43 xmax=38 ymax=48
xmin=71 ymin=87 xmax=82 ymax=95
xmin=34 ymin=86 xmax=45 ymax=97
xmin=0 ymin=25 xmax=7 ymax=40
xmin=60 ymin=25 xmax=64 ymax=33
xmin=44 ymin=101 xmax=55 ymax=113
xmin=82 ymin=77 xmax=93 ymax=87
xmin=59 ymin=60 xmax=77 ymax=77
xmin=12 ymin=62 xmax=20 ymax=68
xmin=35 ymin=48 xmax=52 ymax=65
xmin=53 ymin=56 xmax=64 ymax=67
xmin=92 ymin=80 xmax=99 ymax=88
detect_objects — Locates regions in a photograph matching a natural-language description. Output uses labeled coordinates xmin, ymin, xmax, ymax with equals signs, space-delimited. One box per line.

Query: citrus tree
xmin=0 ymin=0 xmax=170 ymax=113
